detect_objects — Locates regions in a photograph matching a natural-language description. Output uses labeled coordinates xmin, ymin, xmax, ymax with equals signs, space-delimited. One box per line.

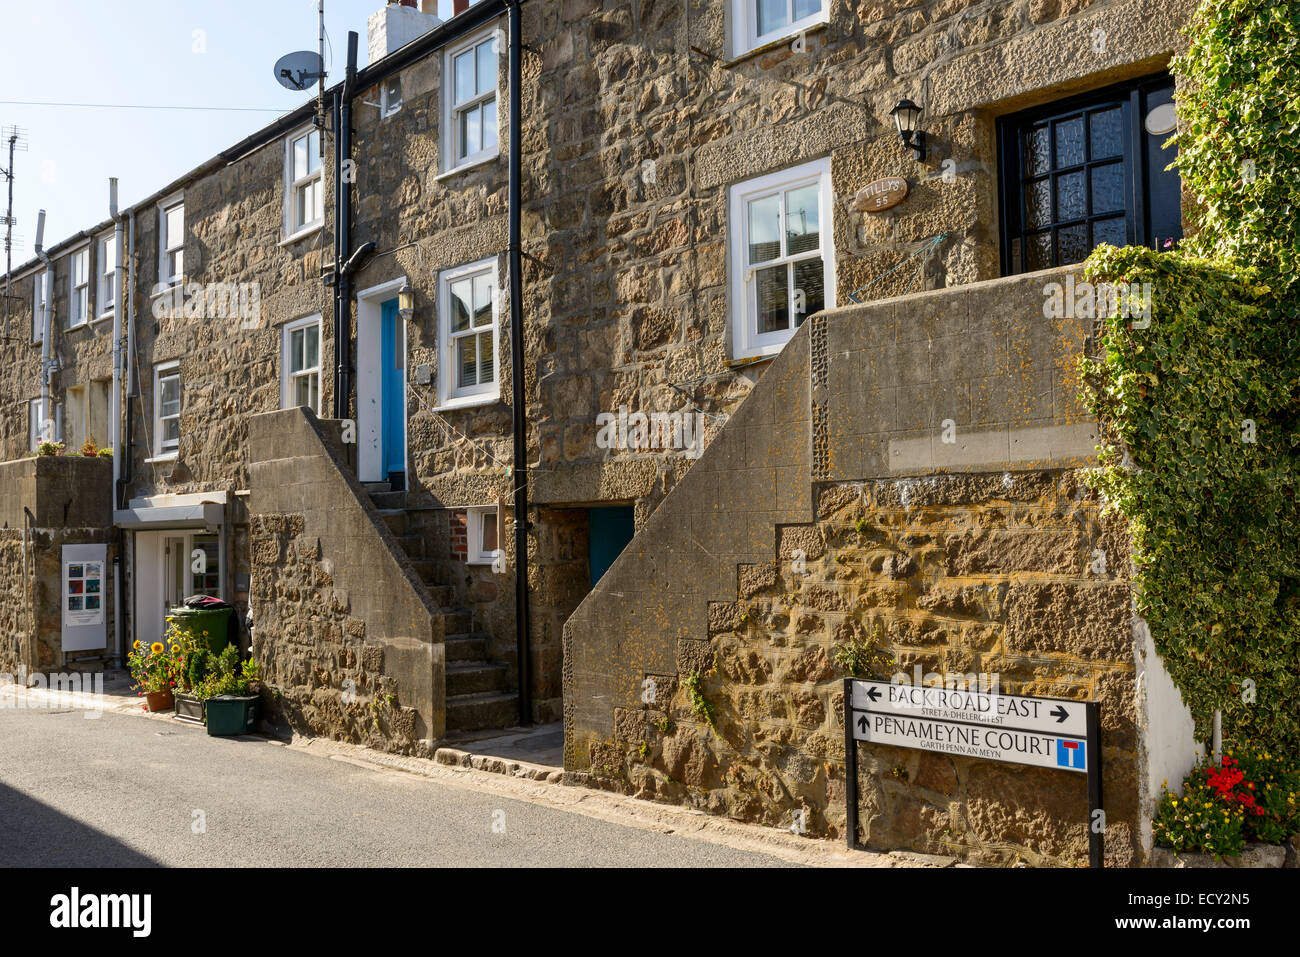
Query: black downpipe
xmin=505 ymin=0 xmax=531 ymax=726
xmin=333 ymin=32 xmax=359 ymax=420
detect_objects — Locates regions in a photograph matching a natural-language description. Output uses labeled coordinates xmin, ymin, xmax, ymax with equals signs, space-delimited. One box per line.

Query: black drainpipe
xmin=504 ymin=0 xmax=531 ymax=727
xmin=333 ymin=32 xmax=359 ymax=420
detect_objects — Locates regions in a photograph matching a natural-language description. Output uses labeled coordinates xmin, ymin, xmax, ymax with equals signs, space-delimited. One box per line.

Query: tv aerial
xmin=273 ymin=1 xmax=329 ymax=151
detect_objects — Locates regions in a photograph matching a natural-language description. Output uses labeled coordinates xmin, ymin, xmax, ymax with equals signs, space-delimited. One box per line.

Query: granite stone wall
xmin=248 ymin=512 xmax=421 ymax=750
xmin=0 ymin=0 xmax=1197 ymax=744
xmin=564 ymin=267 xmax=1162 ymax=864
xmin=0 ymin=456 xmax=115 ymax=673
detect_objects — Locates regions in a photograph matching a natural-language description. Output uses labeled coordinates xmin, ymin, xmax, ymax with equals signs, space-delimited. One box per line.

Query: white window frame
xmin=732 ymin=0 xmax=829 ymax=57
xmin=281 ymin=314 xmax=323 ymax=414
xmin=283 ymin=124 xmax=324 ymax=241
xmin=97 ymin=232 xmax=116 ymax=322
xmin=437 ymin=256 xmax=501 ymax=410
xmin=32 ymin=269 xmax=46 ymax=343
xmin=466 ymin=504 xmax=500 ymax=566
xmin=68 ymin=244 xmax=90 ymax=329
xmin=158 ymin=194 xmax=185 ymax=288
xmin=442 ymin=25 xmax=500 ymax=174
xmin=728 ymin=156 xmax=835 ymax=360
xmin=153 ymin=360 xmax=181 ymax=458
xmin=381 ymin=76 xmax=403 ymax=118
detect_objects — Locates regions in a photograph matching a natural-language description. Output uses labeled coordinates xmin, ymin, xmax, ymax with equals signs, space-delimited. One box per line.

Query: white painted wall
xmin=1133 ymin=613 xmax=1204 ymax=859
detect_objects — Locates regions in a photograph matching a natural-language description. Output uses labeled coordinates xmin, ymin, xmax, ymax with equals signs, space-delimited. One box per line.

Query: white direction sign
xmin=849 ymin=680 xmax=1091 ymax=773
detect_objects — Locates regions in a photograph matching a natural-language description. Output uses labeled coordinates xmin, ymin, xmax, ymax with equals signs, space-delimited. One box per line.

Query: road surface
xmin=0 ymin=706 xmax=795 ymax=868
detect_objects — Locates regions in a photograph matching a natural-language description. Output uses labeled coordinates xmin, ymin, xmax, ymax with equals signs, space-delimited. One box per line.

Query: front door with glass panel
xmin=999 ymin=75 xmax=1182 ymax=274
xmin=163 ymin=533 xmax=220 ymax=614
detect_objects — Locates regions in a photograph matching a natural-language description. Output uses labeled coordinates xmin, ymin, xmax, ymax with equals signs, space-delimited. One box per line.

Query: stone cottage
xmin=0 ymin=0 xmax=1203 ymax=863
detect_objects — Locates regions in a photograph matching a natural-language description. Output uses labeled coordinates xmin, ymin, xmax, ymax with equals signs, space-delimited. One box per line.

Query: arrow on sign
xmin=1051 ymin=705 xmax=1070 ymax=723
xmin=864 ymin=686 xmax=881 ymax=702
xmin=857 ymin=714 xmax=869 ymax=733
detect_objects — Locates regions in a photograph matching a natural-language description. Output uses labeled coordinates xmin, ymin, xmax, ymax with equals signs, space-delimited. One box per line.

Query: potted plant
xmin=126 ymin=638 xmax=180 ymax=711
xmin=193 ymin=645 xmax=262 ymax=737
xmin=168 ymin=620 xmax=209 ymax=724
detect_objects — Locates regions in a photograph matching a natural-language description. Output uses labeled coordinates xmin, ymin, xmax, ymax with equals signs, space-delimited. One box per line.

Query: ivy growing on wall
xmin=1081 ymin=0 xmax=1300 ymax=752
xmin=1172 ymin=0 xmax=1300 ymax=304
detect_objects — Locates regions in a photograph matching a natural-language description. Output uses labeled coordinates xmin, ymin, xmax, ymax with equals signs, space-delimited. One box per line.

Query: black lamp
xmin=890 ymin=98 xmax=926 ymax=161
xmin=397 ymin=277 xmax=414 ymax=322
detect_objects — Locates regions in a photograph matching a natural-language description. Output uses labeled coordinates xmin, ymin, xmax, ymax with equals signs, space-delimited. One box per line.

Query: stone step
xmin=445 ymin=633 xmax=491 ymax=662
xmin=409 ymin=559 xmax=444 ymax=583
xmin=377 ymin=510 xmax=407 ymax=535
xmin=395 ymin=534 xmax=425 ymax=559
xmin=362 ymin=481 xmax=391 ymax=494
xmin=370 ymin=490 xmax=407 ymax=510
xmin=445 ymin=691 xmax=520 ymax=733
xmin=425 ymin=584 xmax=453 ymax=606
xmin=440 ymin=609 xmax=473 ymax=633
xmin=446 ymin=661 xmax=509 ymax=696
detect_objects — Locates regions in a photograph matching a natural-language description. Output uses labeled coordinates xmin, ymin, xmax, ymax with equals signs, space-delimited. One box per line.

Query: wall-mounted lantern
xmin=890 ymin=98 xmax=926 ymax=161
xmin=397 ymin=277 xmax=415 ymax=322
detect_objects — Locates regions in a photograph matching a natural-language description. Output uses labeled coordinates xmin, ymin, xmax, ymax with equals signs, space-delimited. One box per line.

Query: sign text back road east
xmin=849 ymin=679 xmax=1090 ymax=773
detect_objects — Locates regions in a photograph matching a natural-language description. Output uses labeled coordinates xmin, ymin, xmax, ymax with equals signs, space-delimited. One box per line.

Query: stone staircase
xmin=363 ymin=482 xmax=519 ymax=734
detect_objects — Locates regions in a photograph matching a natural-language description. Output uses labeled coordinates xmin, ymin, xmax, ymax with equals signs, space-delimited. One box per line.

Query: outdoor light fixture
xmin=890 ymin=98 xmax=926 ymax=161
xmin=397 ymin=278 xmax=414 ymax=322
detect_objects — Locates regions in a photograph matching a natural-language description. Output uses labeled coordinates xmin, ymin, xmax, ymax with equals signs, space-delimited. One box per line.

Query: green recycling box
xmin=204 ymin=694 xmax=258 ymax=736
xmin=166 ymin=606 xmax=233 ymax=653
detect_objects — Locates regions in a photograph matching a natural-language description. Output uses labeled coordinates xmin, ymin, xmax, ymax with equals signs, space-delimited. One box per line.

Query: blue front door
xmin=380 ymin=299 xmax=405 ymax=481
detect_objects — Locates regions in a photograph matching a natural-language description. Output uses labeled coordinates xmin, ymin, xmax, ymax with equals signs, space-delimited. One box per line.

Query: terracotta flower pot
xmin=145 ymin=690 xmax=175 ymax=712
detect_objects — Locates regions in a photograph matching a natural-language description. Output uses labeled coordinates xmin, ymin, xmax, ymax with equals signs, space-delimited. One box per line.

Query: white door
xmin=133 ymin=531 xmax=223 ymax=645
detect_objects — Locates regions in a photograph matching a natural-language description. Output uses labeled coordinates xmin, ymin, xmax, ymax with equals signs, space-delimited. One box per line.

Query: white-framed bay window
xmin=442 ymin=27 xmax=499 ymax=172
xmin=153 ymin=360 xmax=181 ymax=457
xmin=97 ymin=232 xmax=116 ymax=321
xmin=284 ymin=125 xmax=324 ymax=239
xmin=733 ymin=0 xmax=828 ymax=57
xmin=68 ymin=245 xmax=90 ymax=328
xmin=281 ymin=314 xmax=322 ymax=414
xmin=437 ymin=257 xmax=500 ymax=409
xmin=159 ymin=194 xmax=185 ymax=287
xmin=728 ymin=156 xmax=835 ymax=359
xmin=32 ymin=269 xmax=47 ymax=343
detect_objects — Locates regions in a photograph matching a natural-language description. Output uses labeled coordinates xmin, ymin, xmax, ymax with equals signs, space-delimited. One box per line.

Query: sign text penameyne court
xmin=849 ymin=679 xmax=1090 ymax=772
xmin=843 ymin=679 xmax=1104 ymax=865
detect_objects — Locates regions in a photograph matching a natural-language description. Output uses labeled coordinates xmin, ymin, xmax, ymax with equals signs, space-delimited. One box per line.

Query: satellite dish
xmin=274 ymin=51 xmax=326 ymax=91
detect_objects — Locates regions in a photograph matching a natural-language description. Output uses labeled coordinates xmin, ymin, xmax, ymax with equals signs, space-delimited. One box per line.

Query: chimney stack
xmin=368 ymin=0 xmax=442 ymax=63
xmin=453 ymin=0 xmax=470 ymax=15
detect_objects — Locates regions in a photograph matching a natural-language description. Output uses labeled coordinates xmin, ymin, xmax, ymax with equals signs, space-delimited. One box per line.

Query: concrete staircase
xmin=364 ymin=482 xmax=519 ymax=734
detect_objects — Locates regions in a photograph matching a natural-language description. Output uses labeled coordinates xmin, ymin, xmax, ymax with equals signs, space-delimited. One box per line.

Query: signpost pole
xmin=843 ymin=677 xmax=858 ymax=851
xmin=1087 ymin=702 xmax=1103 ymax=868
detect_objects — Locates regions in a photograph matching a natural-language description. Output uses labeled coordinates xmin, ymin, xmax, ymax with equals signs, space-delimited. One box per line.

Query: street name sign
xmin=843 ymin=678 xmax=1104 ymax=866
xmin=849 ymin=679 xmax=1089 ymax=771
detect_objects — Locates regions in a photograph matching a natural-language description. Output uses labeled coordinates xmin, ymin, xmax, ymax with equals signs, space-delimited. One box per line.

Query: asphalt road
xmin=0 ymin=707 xmax=791 ymax=867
